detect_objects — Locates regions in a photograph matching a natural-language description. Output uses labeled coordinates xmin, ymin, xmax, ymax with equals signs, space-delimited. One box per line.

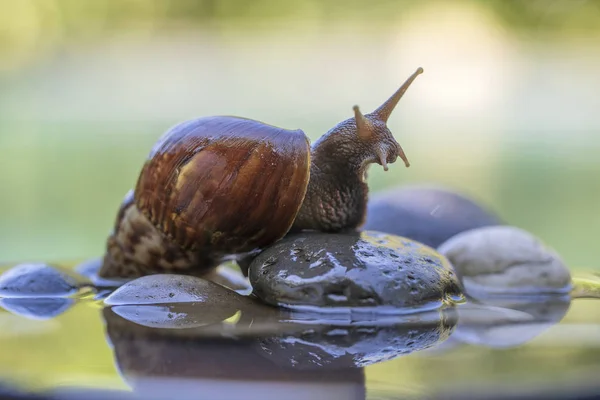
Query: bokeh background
xmin=0 ymin=0 xmax=599 ymax=271
xmin=1 ymin=1 xmax=600 ymax=397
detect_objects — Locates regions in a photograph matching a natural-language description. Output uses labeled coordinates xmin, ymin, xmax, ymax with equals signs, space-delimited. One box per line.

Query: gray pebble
xmin=363 ymin=185 xmax=500 ymax=248
xmin=248 ymin=231 xmax=463 ymax=311
xmin=0 ymin=263 xmax=88 ymax=298
xmin=438 ymin=226 xmax=572 ymax=295
xmin=104 ymin=274 xmax=250 ymax=306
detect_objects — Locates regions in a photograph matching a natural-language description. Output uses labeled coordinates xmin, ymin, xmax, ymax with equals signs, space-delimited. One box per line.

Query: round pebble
xmin=0 ymin=263 xmax=88 ymax=298
xmin=104 ymin=274 xmax=251 ymax=306
xmin=438 ymin=226 xmax=572 ymax=295
xmin=248 ymin=231 xmax=463 ymax=311
xmin=363 ymin=185 xmax=500 ymax=248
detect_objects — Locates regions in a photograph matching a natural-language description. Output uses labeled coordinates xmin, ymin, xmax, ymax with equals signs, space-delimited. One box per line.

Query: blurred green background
xmin=0 ymin=0 xmax=599 ymax=271
xmin=1 ymin=2 xmax=600 ymax=397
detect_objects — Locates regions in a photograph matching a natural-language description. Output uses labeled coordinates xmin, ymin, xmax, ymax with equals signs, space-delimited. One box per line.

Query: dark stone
xmin=104 ymin=274 xmax=254 ymax=306
xmin=248 ymin=231 xmax=463 ymax=311
xmin=0 ymin=298 xmax=74 ymax=320
xmin=0 ymin=263 xmax=89 ymax=298
xmin=363 ymin=185 xmax=501 ymax=248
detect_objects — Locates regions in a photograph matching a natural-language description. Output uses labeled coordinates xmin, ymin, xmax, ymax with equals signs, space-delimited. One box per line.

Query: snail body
xmin=99 ymin=68 xmax=423 ymax=278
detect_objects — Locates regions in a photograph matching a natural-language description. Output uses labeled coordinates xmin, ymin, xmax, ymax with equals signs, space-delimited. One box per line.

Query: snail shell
xmin=101 ymin=116 xmax=310 ymax=277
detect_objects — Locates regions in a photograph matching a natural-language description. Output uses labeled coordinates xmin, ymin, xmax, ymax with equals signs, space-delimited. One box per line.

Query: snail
xmin=99 ymin=67 xmax=424 ymax=279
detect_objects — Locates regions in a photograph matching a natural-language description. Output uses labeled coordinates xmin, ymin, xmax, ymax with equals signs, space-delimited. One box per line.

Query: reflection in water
xmin=0 ymin=297 xmax=74 ymax=321
xmin=0 ymin=270 xmax=597 ymax=398
xmin=102 ymin=304 xmax=457 ymax=400
xmin=429 ymin=278 xmax=600 ymax=352
xmin=0 ymin=284 xmax=596 ymax=398
xmin=451 ymin=295 xmax=570 ymax=349
xmin=99 ymin=293 xmax=587 ymax=399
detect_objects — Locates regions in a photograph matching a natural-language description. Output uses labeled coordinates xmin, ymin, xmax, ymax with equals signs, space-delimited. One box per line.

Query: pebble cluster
xmin=0 ymin=185 xmax=573 ymax=319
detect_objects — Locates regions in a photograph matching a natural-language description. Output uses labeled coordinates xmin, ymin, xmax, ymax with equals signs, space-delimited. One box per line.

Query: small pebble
xmin=104 ymin=274 xmax=250 ymax=306
xmin=0 ymin=263 xmax=89 ymax=298
xmin=248 ymin=231 xmax=462 ymax=311
xmin=438 ymin=226 xmax=571 ymax=295
xmin=364 ymin=185 xmax=500 ymax=248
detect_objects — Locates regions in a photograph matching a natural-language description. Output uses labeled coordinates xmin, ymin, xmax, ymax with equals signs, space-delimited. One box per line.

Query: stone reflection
xmin=0 ymin=297 xmax=74 ymax=320
xmin=255 ymin=315 xmax=454 ymax=370
xmin=432 ymin=295 xmax=570 ymax=350
xmin=102 ymin=302 xmax=457 ymax=400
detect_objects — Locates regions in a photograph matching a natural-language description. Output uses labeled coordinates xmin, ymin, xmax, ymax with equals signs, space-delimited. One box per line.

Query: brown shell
xmin=134 ymin=116 xmax=311 ymax=257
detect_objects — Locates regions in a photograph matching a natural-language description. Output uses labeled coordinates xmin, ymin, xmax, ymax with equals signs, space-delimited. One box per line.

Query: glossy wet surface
xmin=0 ymin=264 xmax=599 ymax=399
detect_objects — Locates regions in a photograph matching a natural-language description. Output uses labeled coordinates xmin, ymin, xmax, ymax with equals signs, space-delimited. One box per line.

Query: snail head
xmin=353 ymin=67 xmax=423 ymax=171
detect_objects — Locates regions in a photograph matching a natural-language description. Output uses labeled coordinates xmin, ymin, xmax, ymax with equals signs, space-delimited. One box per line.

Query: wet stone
xmin=438 ymin=226 xmax=572 ymax=295
xmin=363 ymin=185 xmax=500 ymax=248
xmin=0 ymin=263 xmax=88 ymax=298
xmin=248 ymin=231 xmax=463 ymax=310
xmin=104 ymin=274 xmax=251 ymax=306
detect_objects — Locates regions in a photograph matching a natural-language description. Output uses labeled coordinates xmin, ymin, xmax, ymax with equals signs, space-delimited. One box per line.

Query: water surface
xmin=0 ymin=264 xmax=599 ymax=400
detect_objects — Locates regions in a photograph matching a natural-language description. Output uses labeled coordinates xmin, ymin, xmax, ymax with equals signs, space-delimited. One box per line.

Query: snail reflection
xmin=102 ymin=299 xmax=455 ymax=400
